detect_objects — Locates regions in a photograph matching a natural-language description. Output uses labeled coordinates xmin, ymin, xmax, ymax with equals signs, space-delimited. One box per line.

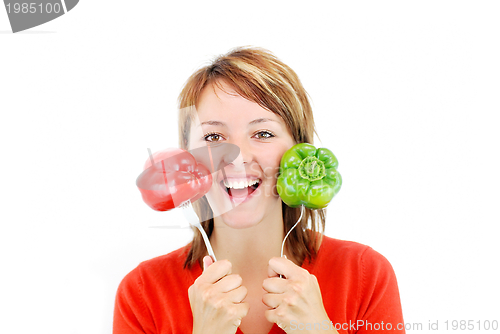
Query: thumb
xmin=202 ymin=255 xmax=214 ymax=271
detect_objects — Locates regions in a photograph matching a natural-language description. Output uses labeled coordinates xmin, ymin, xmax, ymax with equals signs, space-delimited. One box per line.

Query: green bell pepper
xmin=277 ymin=143 xmax=342 ymax=209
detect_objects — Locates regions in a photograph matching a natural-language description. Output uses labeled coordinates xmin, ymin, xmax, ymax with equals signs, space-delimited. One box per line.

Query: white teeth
xmin=223 ymin=179 xmax=259 ymax=189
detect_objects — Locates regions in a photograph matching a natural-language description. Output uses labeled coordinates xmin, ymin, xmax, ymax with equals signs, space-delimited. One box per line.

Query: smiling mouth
xmin=219 ymin=178 xmax=262 ymax=198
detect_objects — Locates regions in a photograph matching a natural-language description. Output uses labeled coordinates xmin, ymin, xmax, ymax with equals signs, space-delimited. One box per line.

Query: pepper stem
xmin=298 ymin=156 xmax=326 ymax=181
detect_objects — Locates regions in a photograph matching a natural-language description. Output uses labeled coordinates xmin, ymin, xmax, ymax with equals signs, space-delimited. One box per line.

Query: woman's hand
xmin=262 ymin=257 xmax=337 ymax=333
xmin=188 ymin=256 xmax=249 ymax=334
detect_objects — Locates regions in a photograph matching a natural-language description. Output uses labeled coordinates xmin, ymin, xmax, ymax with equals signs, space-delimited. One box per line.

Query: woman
xmin=113 ymin=47 xmax=405 ymax=334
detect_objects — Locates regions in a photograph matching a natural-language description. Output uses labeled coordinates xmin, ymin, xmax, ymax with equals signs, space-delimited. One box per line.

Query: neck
xmin=210 ymin=204 xmax=289 ymax=278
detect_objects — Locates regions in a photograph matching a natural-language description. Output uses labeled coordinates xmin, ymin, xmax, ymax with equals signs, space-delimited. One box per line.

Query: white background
xmin=1 ymin=1 xmax=499 ymax=333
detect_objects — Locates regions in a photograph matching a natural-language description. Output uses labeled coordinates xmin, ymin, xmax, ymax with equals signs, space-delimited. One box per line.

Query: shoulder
xmin=312 ymin=235 xmax=397 ymax=281
xmin=311 ymin=235 xmax=404 ymax=320
xmin=317 ymin=237 xmax=404 ymax=324
xmin=318 ymin=235 xmax=393 ymax=265
xmin=138 ymin=243 xmax=191 ymax=275
xmin=114 ymin=244 xmax=199 ymax=332
xmin=117 ymin=243 xmax=194 ymax=293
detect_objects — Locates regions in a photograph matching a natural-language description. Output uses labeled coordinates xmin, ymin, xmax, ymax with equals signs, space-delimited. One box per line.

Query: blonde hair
xmin=178 ymin=46 xmax=325 ymax=268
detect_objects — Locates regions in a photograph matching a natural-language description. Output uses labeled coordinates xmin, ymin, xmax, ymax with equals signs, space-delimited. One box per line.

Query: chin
xmin=218 ymin=211 xmax=263 ymax=229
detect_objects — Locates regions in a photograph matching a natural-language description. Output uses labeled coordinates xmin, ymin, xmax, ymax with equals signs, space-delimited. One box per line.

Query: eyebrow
xmin=199 ymin=120 xmax=226 ymax=127
xmin=249 ymin=117 xmax=279 ymax=125
xmin=198 ymin=118 xmax=278 ymax=127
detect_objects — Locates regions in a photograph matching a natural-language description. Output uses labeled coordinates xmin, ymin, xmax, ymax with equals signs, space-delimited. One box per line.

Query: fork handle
xmin=195 ymin=225 xmax=217 ymax=261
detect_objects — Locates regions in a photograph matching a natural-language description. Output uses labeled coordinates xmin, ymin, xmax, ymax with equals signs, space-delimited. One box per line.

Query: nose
xmin=224 ymin=136 xmax=254 ymax=169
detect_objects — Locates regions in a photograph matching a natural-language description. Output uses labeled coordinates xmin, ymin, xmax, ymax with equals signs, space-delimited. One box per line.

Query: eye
xmin=253 ymin=131 xmax=275 ymax=140
xmin=203 ymin=132 xmax=224 ymax=142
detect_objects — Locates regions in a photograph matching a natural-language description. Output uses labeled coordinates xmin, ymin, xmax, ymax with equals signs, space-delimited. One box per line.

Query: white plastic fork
xmin=180 ymin=199 xmax=217 ymax=261
xmin=280 ymin=204 xmax=305 ymax=258
xmin=278 ymin=205 xmax=304 ymax=278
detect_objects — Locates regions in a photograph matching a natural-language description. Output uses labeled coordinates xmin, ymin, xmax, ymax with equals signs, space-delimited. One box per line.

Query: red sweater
xmin=113 ymin=236 xmax=405 ymax=334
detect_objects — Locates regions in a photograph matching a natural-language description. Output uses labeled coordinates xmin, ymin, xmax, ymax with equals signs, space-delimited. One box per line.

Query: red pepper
xmin=136 ymin=148 xmax=212 ymax=211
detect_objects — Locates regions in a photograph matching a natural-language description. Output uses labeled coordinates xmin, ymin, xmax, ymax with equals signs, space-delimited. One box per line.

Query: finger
xmin=267 ymin=257 xmax=302 ymax=279
xmin=203 ymin=255 xmax=214 ymax=271
xmin=262 ymin=277 xmax=287 ymax=293
xmin=199 ymin=259 xmax=232 ymax=284
xmin=235 ymin=301 xmax=250 ymax=319
xmin=214 ymin=274 xmax=243 ymax=293
xmin=267 ymin=260 xmax=280 ymax=278
xmin=262 ymin=292 xmax=282 ymax=309
xmin=265 ymin=306 xmax=287 ymax=330
xmin=226 ymin=285 xmax=248 ymax=303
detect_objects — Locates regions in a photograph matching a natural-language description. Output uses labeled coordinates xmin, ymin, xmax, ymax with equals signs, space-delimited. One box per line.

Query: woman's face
xmin=188 ymin=80 xmax=295 ymax=229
